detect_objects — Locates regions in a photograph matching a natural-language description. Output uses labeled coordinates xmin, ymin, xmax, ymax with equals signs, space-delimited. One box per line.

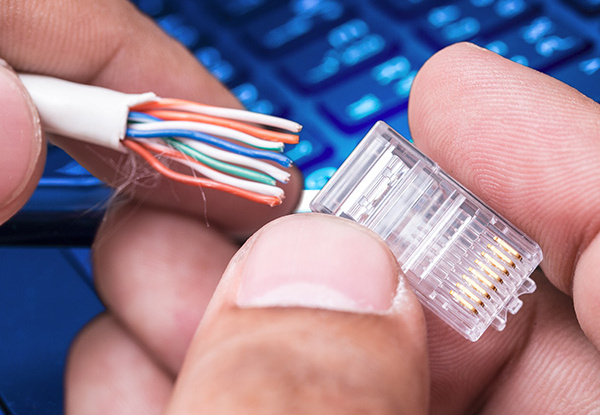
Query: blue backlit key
xmin=281 ymin=19 xmax=394 ymax=91
xmin=243 ymin=0 xmax=350 ymax=54
xmin=422 ymin=0 xmax=538 ymax=46
xmin=195 ymin=46 xmax=246 ymax=87
xmin=320 ymin=55 xmax=418 ymax=131
xmin=479 ymin=16 xmax=590 ymax=70
xmin=232 ymin=82 xmax=288 ymax=116
xmin=157 ymin=14 xmax=206 ymax=49
xmin=285 ymin=130 xmax=333 ymax=170
xmin=551 ymin=55 xmax=600 ymax=101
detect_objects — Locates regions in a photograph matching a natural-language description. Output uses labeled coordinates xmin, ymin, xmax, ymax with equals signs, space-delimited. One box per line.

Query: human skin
xmin=0 ymin=1 xmax=599 ymax=413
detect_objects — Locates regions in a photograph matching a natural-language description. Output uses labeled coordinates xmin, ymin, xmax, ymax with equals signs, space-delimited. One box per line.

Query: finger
xmin=573 ymin=233 xmax=600 ymax=347
xmin=478 ymin=275 xmax=600 ymax=414
xmin=164 ymin=214 xmax=429 ymax=414
xmin=92 ymin=202 xmax=239 ymax=374
xmin=65 ymin=314 xmax=173 ymax=415
xmin=408 ymin=42 xmax=600 ymax=345
xmin=1 ymin=0 xmax=302 ymax=232
xmin=0 ymin=60 xmax=44 ymax=224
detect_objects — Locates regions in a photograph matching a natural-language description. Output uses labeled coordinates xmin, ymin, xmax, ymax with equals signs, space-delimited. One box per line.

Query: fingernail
xmin=237 ymin=214 xmax=400 ymax=313
xmin=0 ymin=65 xmax=42 ymax=208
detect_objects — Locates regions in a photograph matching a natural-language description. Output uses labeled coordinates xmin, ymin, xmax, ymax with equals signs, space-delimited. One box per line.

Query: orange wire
xmin=133 ymin=98 xmax=213 ymax=112
xmin=122 ymin=139 xmax=282 ymax=206
xmin=143 ymin=109 xmax=299 ymax=144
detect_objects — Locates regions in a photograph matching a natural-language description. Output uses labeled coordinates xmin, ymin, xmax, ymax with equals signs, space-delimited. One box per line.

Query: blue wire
xmin=126 ymin=128 xmax=292 ymax=167
xmin=128 ymin=111 xmax=162 ymax=123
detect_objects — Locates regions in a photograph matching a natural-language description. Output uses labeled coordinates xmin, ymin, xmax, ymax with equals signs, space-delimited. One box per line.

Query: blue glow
xmin=341 ymin=34 xmax=385 ymax=66
xmin=395 ymin=71 xmax=417 ymax=98
xmin=346 ymin=94 xmax=382 ymax=120
xmin=495 ymin=0 xmax=525 ymax=17
xmin=535 ymin=35 xmax=576 ymax=57
xmin=442 ymin=17 xmax=481 ymax=41
xmin=511 ymin=55 xmax=529 ymax=66
xmin=328 ymin=19 xmax=369 ymax=48
xmin=372 ymin=56 xmax=411 ymax=85
xmin=521 ymin=17 xmax=554 ymax=44
xmin=286 ymin=141 xmax=314 ymax=161
xmin=305 ymin=166 xmax=337 ymax=189
xmin=428 ymin=5 xmax=461 ymax=28
xmin=579 ymin=58 xmax=600 ymax=75
xmin=486 ymin=40 xmax=509 ymax=55
xmin=233 ymin=83 xmax=259 ymax=105
xmin=308 ymin=54 xmax=341 ymax=82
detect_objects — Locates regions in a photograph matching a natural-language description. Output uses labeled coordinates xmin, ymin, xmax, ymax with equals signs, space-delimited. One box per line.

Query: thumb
xmin=0 ymin=61 xmax=44 ymax=224
xmin=165 ymin=214 xmax=429 ymax=414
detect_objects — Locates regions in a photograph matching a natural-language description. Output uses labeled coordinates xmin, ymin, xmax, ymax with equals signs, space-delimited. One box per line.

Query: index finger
xmin=408 ymin=42 xmax=600 ymax=344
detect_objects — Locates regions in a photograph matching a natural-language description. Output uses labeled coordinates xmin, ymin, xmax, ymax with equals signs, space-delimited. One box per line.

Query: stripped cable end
xmin=19 ymin=74 xmax=301 ymax=206
xmin=125 ymin=100 xmax=300 ymax=206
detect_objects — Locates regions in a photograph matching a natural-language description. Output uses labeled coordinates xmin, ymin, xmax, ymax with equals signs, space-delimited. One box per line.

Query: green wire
xmin=163 ymin=137 xmax=276 ymax=186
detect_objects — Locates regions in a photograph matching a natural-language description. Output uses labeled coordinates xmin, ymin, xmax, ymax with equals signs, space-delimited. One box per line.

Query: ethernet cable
xmin=19 ymin=74 xmax=301 ymax=206
xmin=311 ymin=121 xmax=543 ymax=341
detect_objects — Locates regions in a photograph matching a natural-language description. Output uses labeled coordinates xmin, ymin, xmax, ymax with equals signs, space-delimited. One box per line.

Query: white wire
xmin=160 ymin=102 xmax=302 ymax=133
xmin=143 ymin=137 xmax=290 ymax=183
xmin=147 ymin=141 xmax=284 ymax=198
xmin=174 ymin=138 xmax=291 ymax=183
xmin=128 ymin=121 xmax=284 ymax=151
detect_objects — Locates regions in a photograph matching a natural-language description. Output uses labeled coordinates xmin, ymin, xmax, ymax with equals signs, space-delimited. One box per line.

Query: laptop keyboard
xmin=0 ymin=0 xmax=598 ymax=412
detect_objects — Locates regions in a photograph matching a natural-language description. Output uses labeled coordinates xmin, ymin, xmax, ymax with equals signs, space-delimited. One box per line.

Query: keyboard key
xmin=305 ymin=166 xmax=338 ymax=189
xmin=479 ymin=16 xmax=591 ymax=70
xmin=232 ymin=82 xmax=288 ymax=116
xmin=551 ymin=55 xmax=600 ymax=101
xmin=281 ymin=18 xmax=394 ymax=91
xmin=195 ymin=46 xmax=246 ymax=87
xmin=421 ymin=0 xmax=539 ymax=46
xmin=243 ymin=0 xmax=350 ymax=54
xmin=320 ymin=55 xmax=419 ymax=132
xmin=157 ymin=14 xmax=206 ymax=49
xmin=285 ymin=130 xmax=333 ymax=169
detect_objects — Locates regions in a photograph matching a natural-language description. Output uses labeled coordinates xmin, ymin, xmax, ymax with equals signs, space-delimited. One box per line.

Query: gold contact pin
xmin=469 ymin=266 xmax=497 ymax=291
xmin=456 ymin=283 xmax=484 ymax=306
xmin=450 ymin=290 xmax=478 ymax=314
xmin=481 ymin=252 xmax=509 ymax=275
xmin=462 ymin=274 xmax=491 ymax=299
xmin=488 ymin=244 xmax=515 ymax=268
xmin=475 ymin=259 xmax=504 ymax=283
xmin=493 ymin=236 xmax=522 ymax=260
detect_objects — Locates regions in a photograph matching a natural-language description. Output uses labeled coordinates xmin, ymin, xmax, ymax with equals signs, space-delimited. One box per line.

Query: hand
xmin=2 ymin=2 xmax=599 ymax=412
xmin=0 ymin=0 xmax=301 ymax=233
xmin=66 ymin=41 xmax=600 ymax=414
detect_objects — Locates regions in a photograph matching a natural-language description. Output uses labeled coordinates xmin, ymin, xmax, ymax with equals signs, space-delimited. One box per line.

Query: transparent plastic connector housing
xmin=310 ymin=122 xmax=543 ymax=341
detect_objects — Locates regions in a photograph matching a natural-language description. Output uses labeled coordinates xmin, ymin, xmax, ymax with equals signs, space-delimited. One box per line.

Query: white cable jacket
xmin=19 ymin=74 xmax=157 ymax=151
